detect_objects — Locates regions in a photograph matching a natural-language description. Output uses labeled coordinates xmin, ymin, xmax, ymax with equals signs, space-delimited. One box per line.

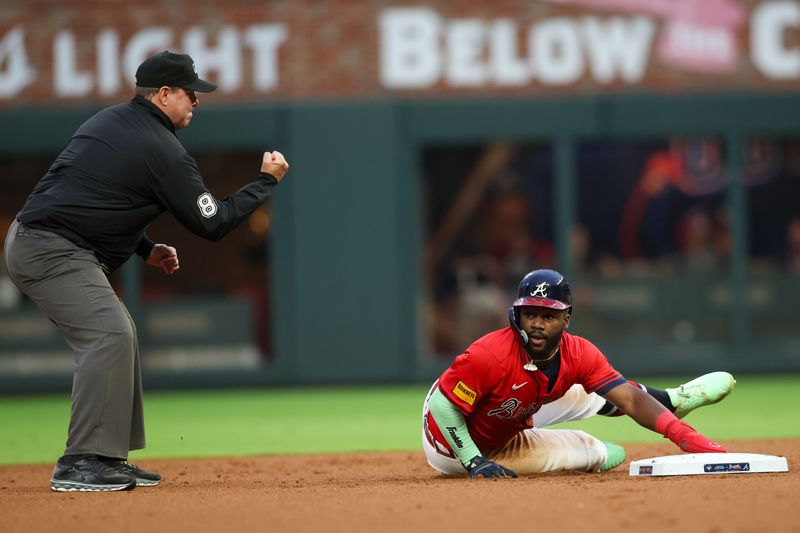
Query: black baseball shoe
xmin=50 ymin=455 xmax=137 ymax=492
xmin=101 ymin=459 xmax=162 ymax=487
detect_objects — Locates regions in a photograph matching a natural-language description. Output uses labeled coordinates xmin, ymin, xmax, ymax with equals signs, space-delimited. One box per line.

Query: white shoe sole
xmin=50 ymin=479 xmax=136 ymax=492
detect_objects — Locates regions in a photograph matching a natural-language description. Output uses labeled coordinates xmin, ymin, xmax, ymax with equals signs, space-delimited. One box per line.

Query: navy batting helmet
xmin=512 ymin=269 xmax=572 ymax=312
xmin=508 ymin=269 xmax=572 ymax=345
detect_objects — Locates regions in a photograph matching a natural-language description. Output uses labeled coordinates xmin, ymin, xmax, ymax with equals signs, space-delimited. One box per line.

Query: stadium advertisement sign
xmin=0 ymin=0 xmax=797 ymax=106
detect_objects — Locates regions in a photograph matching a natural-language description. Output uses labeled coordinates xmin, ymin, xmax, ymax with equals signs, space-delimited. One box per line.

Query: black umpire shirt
xmin=17 ymin=95 xmax=278 ymax=273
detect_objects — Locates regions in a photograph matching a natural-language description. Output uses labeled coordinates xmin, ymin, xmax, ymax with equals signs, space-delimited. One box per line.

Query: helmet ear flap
xmin=508 ymin=307 xmax=528 ymax=344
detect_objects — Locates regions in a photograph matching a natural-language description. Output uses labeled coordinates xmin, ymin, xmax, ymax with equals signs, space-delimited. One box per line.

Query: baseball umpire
xmin=3 ymin=51 xmax=289 ymax=491
xmin=422 ymin=268 xmax=734 ymax=478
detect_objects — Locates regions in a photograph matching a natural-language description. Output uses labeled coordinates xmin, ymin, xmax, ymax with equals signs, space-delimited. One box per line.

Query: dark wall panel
xmin=276 ymin=102 xmax=406 ymax=381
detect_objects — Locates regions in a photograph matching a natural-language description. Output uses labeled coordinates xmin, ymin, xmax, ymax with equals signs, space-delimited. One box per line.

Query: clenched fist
xmin=146 ymin=243 xmax=180 ymax=275
xmin=261 ymin=151 xmax=289 ymax=181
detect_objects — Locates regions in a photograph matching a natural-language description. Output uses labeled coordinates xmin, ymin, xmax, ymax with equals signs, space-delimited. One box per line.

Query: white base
xmin=629 ymin=453 xmax=789 ymax=477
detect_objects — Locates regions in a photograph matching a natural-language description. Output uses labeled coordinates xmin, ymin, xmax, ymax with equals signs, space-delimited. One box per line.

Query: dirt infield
xmin=2 ymin=438 xmax=798 ymax=533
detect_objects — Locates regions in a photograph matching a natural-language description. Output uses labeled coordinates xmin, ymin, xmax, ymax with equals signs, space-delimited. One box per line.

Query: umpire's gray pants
xmin=4 ymin=220 xmax=145 ymax=459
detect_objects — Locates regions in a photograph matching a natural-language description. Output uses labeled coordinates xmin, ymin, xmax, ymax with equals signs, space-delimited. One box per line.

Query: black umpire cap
xmin=135 ymin=51 xmax=217 ymax=92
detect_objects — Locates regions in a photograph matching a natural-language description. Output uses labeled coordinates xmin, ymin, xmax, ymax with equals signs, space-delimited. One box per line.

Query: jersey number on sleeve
xmin=197 ymin=193 xmax=217 ymax=218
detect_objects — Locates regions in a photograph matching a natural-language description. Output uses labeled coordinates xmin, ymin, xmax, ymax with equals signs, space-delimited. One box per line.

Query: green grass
xmin=1 ymin=375 xmax=798 ymax=466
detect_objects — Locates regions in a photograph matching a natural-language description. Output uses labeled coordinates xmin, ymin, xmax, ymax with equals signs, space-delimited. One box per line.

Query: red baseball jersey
xmin=427 ymin=327 xmax=626 ymax=456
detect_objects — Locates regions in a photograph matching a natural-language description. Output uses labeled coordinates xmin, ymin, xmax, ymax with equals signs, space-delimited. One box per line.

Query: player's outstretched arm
xmin=603 ymin=383 xmax=727 ymax=453
xmin=654 ymin=411 xmax=727 ymax=453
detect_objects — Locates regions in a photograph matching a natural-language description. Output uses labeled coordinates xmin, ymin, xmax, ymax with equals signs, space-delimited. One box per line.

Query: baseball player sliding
xmin=422 ymin=268 xmax=734 ymax=478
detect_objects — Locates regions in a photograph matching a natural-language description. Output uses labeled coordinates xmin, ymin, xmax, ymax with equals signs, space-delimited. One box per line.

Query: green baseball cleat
xmin=599 ymin=441 xmax=626 ymax=472
xmin=666 ymin=372 xmax=736 ymax=419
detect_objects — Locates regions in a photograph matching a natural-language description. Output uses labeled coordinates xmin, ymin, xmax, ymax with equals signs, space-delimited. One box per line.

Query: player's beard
xmin=526 ymin=328 xmax=564 ymax=363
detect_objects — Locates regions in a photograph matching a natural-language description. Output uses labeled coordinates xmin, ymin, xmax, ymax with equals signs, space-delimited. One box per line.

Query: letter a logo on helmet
xmin=530 ymin=282 xmax=549 ymax=298
xmin=512 ymin=269 xmax=572 ymax=312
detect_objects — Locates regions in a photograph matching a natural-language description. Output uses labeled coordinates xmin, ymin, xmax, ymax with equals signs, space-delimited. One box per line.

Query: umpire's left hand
xmin=146 ymin=244 xmax=180 ymax=275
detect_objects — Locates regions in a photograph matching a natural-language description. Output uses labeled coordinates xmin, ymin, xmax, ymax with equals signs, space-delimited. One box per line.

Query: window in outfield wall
xmin=574 ymin=138 xmax=733 ymax=344
xmin=420 ymin=138 xmax=799 ymax=360
xmin=572 ymin=137 xmax=800 ymax=348
xmin=575 ymin=139 xmax=736 ymax=278
xmin=0 ymin=153 xmax=273 ymax=380
xmin=746 ymin=137 xmax=800 ymax=344
xmin=421 ymin=143 xmax=554 ymax=358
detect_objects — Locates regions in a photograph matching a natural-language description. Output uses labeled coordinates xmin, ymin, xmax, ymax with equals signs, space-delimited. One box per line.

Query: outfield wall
xmin=1 ymin=93 xmax=799 ymax=391
xmin=1 ymin=0 xmax=799 ymax=390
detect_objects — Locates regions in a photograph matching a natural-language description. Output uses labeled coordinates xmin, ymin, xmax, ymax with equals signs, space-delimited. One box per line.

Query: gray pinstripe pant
xmin=4 ymin=220 xmax=145 ymax=459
